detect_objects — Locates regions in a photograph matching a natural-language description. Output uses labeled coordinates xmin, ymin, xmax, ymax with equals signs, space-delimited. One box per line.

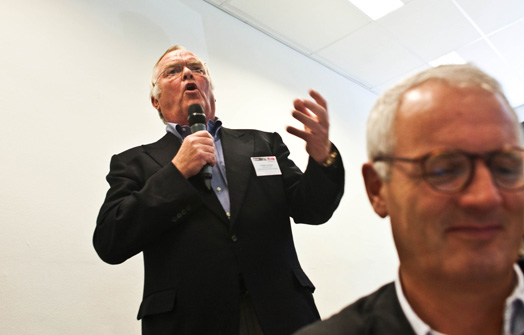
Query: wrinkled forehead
xmin=157 ymin=50 xmax=203 ymax=69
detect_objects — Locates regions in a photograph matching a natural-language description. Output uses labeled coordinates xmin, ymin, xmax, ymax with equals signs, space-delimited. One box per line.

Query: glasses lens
xmin=424 ymin=152 xmax=470 ymax=192
xmin=163 ymin=63 xmax=205 ymax=78
xmin=188 ymin=64 xmax=205 ymax=74
xmin=491 ymin=149 xmax=524 ymax=190
xmin=163 ymin=65 xmax=183 ymax=77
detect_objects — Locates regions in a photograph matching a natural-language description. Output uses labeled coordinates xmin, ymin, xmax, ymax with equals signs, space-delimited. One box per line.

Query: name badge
xmin=251 ymin=156 xmax=282 ymax=176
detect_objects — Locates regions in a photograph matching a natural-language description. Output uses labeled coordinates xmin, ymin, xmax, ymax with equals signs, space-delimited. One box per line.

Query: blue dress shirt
xmin=166 ymin=119 xmax=231 ymax=218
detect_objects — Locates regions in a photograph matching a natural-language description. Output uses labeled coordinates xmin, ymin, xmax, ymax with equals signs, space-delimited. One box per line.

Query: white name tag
xmin=251 ymin=156 xmax=282 ymax=176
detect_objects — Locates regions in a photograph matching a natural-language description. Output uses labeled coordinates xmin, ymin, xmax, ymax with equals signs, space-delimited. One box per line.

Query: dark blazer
xmin=94 ymin=128 xmax=344 ymax=335
xmin=295 ymin=260 xmax=524 ymax=335
xmin=294 ymin=283 xmax=415 ymax=335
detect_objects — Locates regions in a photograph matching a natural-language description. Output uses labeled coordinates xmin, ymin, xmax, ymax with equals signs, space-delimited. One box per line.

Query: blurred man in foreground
xmin=296 ymin=64 xmax=524 ymax=335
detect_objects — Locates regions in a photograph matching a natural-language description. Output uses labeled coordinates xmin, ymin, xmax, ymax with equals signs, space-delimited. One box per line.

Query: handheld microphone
xmin=187 ymin=104 xmax=212 ymax=190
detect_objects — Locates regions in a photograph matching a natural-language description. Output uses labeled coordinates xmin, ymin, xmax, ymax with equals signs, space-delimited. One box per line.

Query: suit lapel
xmin=372 ymin=283 xmax=417 ymax=335
xmin=143 ymin=132 xmax=229 ymax=223
xmin=142 ymin=132 xmax=181 ymax=166
xmin=221 ymin=128 xmax=254 ymax=226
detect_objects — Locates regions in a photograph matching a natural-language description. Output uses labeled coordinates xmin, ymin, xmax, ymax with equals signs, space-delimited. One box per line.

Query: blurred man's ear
xmin=362 ymin=163 xmax=389 ymax=218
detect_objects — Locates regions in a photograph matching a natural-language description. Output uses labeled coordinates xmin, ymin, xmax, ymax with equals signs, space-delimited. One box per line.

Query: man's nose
xmin=459 ymin=160 xmax=502 ymax=209
xmin=182 ymin=66 xmax=194 ymax=80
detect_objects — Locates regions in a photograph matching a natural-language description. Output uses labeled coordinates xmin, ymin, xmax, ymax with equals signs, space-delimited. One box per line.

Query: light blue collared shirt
xmin=166 ymin=119 xmax=230 ymax=218
xmin=395 ymin=264 xmax=524 ymax=335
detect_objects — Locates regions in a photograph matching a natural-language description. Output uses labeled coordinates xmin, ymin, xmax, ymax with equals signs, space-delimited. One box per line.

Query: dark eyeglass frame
xmin=159 ymin=62 xmax=207 ymax=80
xmin=373 ymin=146 xmax=524 ymax=193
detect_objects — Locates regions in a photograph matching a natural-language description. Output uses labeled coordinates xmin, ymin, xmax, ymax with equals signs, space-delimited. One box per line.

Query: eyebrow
xmin=155 ymin=60 xmax=206 ymax=81
xmin=162 ymin=60 xmax=204 ymax=69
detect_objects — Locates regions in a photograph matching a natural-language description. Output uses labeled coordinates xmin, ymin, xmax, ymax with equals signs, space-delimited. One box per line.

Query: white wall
xmin=0 ymin=0 xmax=399 ymax=333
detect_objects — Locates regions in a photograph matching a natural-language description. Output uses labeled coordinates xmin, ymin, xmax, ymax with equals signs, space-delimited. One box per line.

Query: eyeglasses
xmin=159 ymin=62 xmax=206 ymax=80
xmin=373 ymin=146 xmax=524 ymax=193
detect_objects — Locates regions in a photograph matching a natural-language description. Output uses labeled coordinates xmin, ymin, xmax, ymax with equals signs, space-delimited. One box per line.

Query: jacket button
xmin=231 ymin=235 xmax=238 ymax=242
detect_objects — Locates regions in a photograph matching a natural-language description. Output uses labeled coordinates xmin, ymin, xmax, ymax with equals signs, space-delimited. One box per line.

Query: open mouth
xmin=186 ymin=83 xmax=197 ymax=91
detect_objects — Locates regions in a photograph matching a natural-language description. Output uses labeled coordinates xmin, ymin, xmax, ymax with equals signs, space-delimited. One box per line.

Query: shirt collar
xmin=207 ymin=118 xmax=222 ymax=138
xmin=394 ymin=271 xmax=433 ymax=335
xmin=395 ymin=265 xmax=524 ymax=335
xmin=504 ymin=264 xmax=524 ymax=334
xmin=166 ymin=117 xmax=222 ymax=141
xmin=506 ymin=264 xmax=524 ymax=303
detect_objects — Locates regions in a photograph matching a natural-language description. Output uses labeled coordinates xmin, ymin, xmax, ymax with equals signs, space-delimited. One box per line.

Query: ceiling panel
xmin=313 ymin=22 xmax=426 ymax=87
xmin=455 ymin=0 xmax=524 ymax=34
xmin=489 ymin=19 xmax=524 ymax=69
xmin=204 ymin=0 xmax=524 ymax=109
xmin=457 ymin=39 xmax=524 ymax=107
xmin=457 ymin=39 xmax=510 ymax=75
xmin=221 ymin=0 xmax=370 ymax=53
xmin=378 ymin=0 xmax=481 ymax=61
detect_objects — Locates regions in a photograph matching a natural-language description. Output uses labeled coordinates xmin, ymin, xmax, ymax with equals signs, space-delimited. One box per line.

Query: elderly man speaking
xmin=94 ymin=45 xmax=345 ymax=335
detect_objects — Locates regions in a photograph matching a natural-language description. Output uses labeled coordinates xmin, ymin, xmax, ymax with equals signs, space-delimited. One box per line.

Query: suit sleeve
xmin=272 ymin=133 xmax=345 ymax=224
xmin=93 ymin=151 xmax=203 ymax=264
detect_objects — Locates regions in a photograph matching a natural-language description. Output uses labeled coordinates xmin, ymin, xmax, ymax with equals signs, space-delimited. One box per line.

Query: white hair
xmin=366 ymin=63 xmax=519 ymax=180
xmin=149 ymin=45 xmax=214 ymax=122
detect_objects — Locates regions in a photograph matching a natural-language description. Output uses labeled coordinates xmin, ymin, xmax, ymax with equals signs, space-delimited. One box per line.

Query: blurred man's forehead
xmin=398 ymin=80 xmax=502 ymax=117
xmin=394 ymin=81 xmax=520 ymax=155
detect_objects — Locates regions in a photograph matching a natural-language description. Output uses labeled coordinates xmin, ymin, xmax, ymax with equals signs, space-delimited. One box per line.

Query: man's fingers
xmin=309 ymin=89 xmax=327 ymax=110
xmin=292 ymin=93 xmax=329 ymax=127
xmin=286 ymin=126 xmax=309 ymax=141
xmin=293 ymin=99 xmax=312 ymax=117
xmin=291 ymin=110 xmax=312 ymax=125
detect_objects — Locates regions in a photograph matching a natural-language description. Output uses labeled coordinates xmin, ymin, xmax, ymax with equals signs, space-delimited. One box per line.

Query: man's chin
xmin=450 ymin=253 xmax=515 ymax=282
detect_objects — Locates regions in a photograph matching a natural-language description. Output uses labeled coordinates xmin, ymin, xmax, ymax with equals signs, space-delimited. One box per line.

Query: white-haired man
xmin=296 ymin=64 xmax=524 ymax=335
xmin=94 ymin=45 xmax=345 ymax=335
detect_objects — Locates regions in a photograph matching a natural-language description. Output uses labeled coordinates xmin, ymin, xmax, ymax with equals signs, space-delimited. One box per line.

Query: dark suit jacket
xmin=94 ymin=128 xmax=344 ymax=335
xmin=294 ymin=283 xmax=415 ymax=335
xmin=295 ymin=260 xmax=524 ymax=335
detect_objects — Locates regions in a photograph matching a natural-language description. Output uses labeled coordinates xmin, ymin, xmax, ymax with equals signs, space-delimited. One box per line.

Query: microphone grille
xmin=188 ymin=104 xmax=204 ymax=116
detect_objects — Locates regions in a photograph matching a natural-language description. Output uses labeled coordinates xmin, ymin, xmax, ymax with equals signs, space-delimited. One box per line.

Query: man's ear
xmin=362 ymin=163 xmax=389 ymax=218
xmin=151 ymin=96 xmax=159 ymax=110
